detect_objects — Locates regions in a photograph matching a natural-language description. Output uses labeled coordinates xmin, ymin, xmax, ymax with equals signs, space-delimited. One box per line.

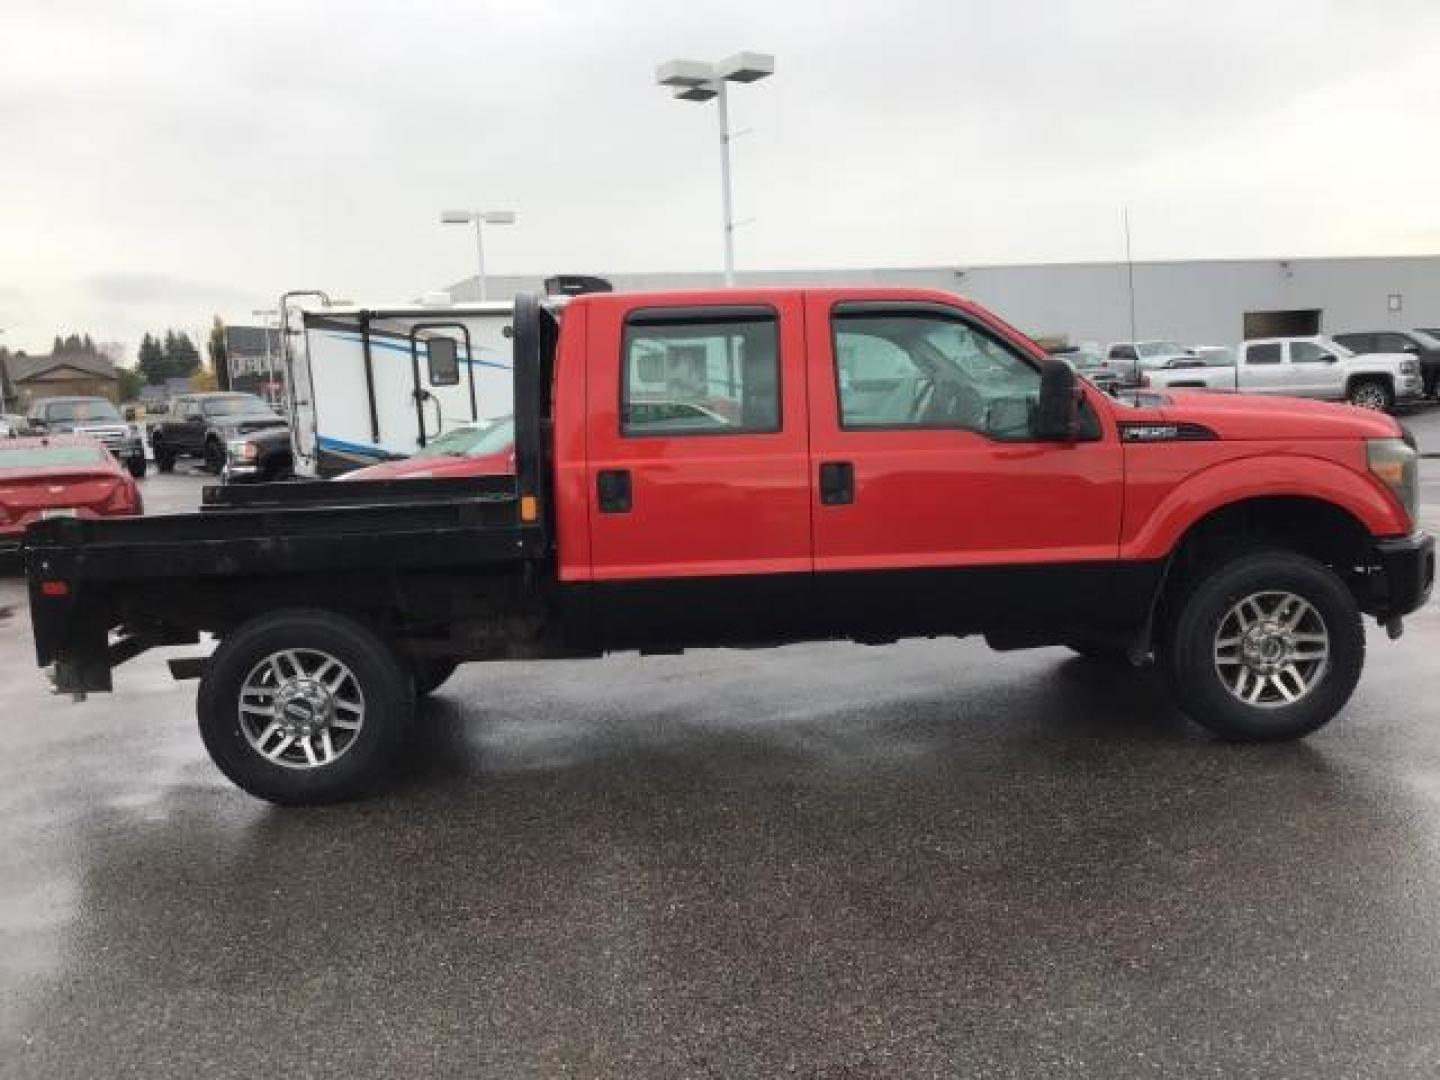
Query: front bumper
xmin=1371 ymin=533 xmax=1435 ymax=619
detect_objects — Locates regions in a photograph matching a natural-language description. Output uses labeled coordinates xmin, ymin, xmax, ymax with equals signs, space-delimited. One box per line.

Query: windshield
xmin=1318 ymin=337 xmax=1356 ymax=359
xmin=42 ymin=399 xmax=121 ymax=423
xmin=1411 ymin=330 xmax=1440 ymax=349
xmin=1136 ymin=341 xmax=1186 ymax=358
xmin=203 ymin=395 xmax=275 ymax=418
xmin=415 ymin=417 xmax=514 ymax=459
xmin=0 ymin=444 xmax=108 ymax=469
xmin=1193 ymin=346 xmax=1235 ymax=367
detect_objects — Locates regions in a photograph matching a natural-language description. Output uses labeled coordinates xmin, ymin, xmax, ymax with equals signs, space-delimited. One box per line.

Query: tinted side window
xmin=1375 ymin=333 xmax=1415 ymax=353
xmin=622 ymin=308 xmax=779 ymax=435
xmin=833 ymin=310 xmax=1040 ymax=438
xmin=1332 ymin=333 xmax=1370 ymax=354
xmin=1290 ymin=342 xmax=1327 ymax=363
xmin=1110 ymin=346 xmax=1138 ymax=360
xmin=1246 ymin=343 xmax=1282 ymax=365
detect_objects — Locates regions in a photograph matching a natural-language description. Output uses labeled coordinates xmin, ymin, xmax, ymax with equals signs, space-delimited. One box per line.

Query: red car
xmin=0 ymin=436 xmax=143 ymax=555
xmin=337 ymin=416 xmax=514 ymax=481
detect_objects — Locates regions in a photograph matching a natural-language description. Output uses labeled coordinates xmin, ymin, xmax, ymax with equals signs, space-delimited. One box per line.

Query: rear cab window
xmin=1245 ymin=343 xmax=1283 ymax=365
xmin=621 ymin=307 xmax=780 ymax=436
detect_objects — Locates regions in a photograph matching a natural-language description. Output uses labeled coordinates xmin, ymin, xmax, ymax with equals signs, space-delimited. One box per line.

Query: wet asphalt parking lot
xmin=2 ymin=418 xmax=1439 ymax=1079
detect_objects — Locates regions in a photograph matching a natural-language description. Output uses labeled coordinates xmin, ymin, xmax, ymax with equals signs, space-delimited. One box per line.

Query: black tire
xmin=413 ymin=660 xmax=459 ymax=697
xmin=154 ymin=445 xmax=175 ymax=473
xmin=197 ymin=609 xmax=414 ymax=805
xmin=1159 ymin=550 xmax=1364 ymax=742
xmin=126 ymin=456 xmax=147 ymax=480
xmin=1347 ymin=378 xmax=1393 ymax=412
xmin=204 ymin=437 xmax=226 ymax=474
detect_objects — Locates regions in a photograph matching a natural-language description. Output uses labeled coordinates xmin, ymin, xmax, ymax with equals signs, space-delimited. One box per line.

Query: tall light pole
xmin=656 ymin=52 xmax=774 ymax=286
xmin=440 ymin=209 xmax=517 ymax=302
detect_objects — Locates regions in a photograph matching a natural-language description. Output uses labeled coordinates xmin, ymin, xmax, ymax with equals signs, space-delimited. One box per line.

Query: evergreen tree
xmin=208 ymin=316 xmax=228 ymax=389
xmin=63 ymin=333 xmax=82 ymax=353
xmin=164 ymin=330 xmax=202 ymax=376
xmin=52 ymin=335 xmax=65 ymax=356
xmin=137 ymin=333 xmax=167 ymax=385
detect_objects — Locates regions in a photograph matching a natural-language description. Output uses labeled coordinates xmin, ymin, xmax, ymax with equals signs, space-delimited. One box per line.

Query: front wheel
xmin=1160 ymin=551 xmax=1364 ymax=742
xmin=126 ymin=456 xmax=147 ymax=479
xmin=1347 ymin=378 xmax=1393 ymax=412
xmin=197 ymin=609 xmax=414 ymax=804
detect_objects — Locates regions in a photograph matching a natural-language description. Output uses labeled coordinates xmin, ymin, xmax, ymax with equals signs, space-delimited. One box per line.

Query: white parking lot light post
xmin=441 ymin=209 xmax=517 ymax=302
xmin=656 ymin=52 xmax=775 ymax=287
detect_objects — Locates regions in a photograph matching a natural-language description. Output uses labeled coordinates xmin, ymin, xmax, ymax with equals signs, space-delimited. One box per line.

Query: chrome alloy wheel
xmin=1350 ymin=383 xmax=1388 ymax=411
xmin=238 ymin=650 xmax=365 ymax=769
xmin=1213 ymin=591 xmax=1330 ymax=708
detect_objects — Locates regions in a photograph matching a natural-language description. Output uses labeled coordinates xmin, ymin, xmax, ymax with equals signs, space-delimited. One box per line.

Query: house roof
xmin=1 ymin=352 xmax=118 ymax=383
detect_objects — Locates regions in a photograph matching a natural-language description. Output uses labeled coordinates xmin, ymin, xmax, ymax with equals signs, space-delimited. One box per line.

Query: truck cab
xmin=23 ymin=287 xmax=1434 ymax=805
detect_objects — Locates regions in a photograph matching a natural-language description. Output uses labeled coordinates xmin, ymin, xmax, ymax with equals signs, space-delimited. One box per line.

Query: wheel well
xmin=1346 ymin=373 xmax=1392 ymax=393
xmin=1153 ymin=495 xmax=1374 ymax=643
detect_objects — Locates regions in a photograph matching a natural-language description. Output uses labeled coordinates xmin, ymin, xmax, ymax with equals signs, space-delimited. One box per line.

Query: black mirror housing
xmin=1035 ymin=358 xmax=1080 ymax=440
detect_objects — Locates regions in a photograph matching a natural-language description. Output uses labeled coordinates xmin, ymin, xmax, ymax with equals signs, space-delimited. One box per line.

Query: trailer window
xmin=426 ymin=337 xmax=461 ymax=387
xmin=621 ymin=309 xmax=780 ymax=435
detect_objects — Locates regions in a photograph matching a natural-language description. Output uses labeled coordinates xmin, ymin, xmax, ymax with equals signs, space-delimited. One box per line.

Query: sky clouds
xmin=3 ymin=0 xmax=1439 ymax=357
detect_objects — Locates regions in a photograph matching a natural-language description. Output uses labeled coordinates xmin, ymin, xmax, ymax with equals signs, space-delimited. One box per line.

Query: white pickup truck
xmin=1141 ymin=335 xmax=1424 ymax=411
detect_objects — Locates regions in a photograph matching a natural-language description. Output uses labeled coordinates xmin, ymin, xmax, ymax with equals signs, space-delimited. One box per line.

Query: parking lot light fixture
xmin=656 ymin=51 xmax=775 ymax=286
xmin=441 ymin=209 xmax=517 ymax=302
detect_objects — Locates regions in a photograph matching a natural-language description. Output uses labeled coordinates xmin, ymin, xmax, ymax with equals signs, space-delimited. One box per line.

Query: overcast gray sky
xmin=3 ymin=0 xmax=1439 ymax=358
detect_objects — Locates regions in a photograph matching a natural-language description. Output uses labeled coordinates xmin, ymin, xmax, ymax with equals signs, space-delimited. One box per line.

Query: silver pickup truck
xmin=1141 ymin=335 xmax=1424 ymax=412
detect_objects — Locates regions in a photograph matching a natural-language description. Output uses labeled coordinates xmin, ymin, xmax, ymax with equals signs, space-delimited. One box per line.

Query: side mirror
xmin=1403 ymin=343 xmax=1420 ymax=354
xmin=1035 ymin=358 xmax=1080 ymax=440
xmin=1319 ymin=352 xmax=1338 ymax=364
xmin=28 ymin=418 xmax=47 ymax=431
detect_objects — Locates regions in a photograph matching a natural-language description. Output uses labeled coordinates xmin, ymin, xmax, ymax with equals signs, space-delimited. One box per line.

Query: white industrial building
xmin=445 ymin=255 xmax=1440 ymax=347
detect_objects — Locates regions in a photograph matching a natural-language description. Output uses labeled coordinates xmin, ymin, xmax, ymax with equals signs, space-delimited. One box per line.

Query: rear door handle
xmin=597 ymin=469 xmax=632 ymax=513
xmin=818 ymin=461 xmax=854 ymax=505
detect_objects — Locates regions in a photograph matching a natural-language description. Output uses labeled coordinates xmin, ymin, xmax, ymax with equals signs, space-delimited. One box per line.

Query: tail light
xmin=102 ymin=480 xmax=137 ymax=515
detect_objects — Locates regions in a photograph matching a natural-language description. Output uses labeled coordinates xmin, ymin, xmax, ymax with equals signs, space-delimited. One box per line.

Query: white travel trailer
xmin=283 ymin=299 xmax=514 ymax=477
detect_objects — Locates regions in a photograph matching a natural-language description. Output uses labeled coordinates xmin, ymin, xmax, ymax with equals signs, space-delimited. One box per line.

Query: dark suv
xmin=1332 ymin=330 xmax=1440 ymax=399
xmin=151 ymin=392 xmax=288 ymax=473
xmin=26 ymin=396 xmax=147 ymax=478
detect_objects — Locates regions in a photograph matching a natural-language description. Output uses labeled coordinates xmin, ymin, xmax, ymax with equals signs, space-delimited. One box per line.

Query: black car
xmin=1332 ymin=330 xmax=1440 ymax=399
xmin=151 ymin=392 xmax=288 ymax=473
xmin=26 ymin=396 xmax=147 ymax=478
xmin=221 ymin=424 xmax=294 ymax=484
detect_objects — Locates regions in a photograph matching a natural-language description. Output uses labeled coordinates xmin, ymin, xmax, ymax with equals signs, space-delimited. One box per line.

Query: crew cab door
xmin=1236 ymin=342 xmax=1289 ymax=395
xmin=1286 ymin=340 xmax=1342 ymax=398
xmin=584 ymin=296 xmax=814 ymax=648
xmin=804 ymin=296 xmax=1127 ymax=640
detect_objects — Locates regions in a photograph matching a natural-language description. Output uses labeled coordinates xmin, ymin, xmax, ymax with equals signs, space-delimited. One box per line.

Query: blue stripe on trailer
xmin=316 ymin=435 xmax=391 ymax=458
xmin=317 ymin=331 xmax=513 ymax=371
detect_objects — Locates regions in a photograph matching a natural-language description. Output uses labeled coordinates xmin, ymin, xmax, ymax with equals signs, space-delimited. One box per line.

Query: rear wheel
xmin=1347 ymin=378 xmax=1393 ymax=412
xmin=1159 ymin=550 xmax=1363 ymax=741
xmin=126 ymin=456 xmax=147 ymax=479
xmin=204 ymin=437 xmax=226 ymax=474
xmin=154 ymin=444 xmax=175 ymax=473
xmin=197 ymin=609 xmax=414 ymax=804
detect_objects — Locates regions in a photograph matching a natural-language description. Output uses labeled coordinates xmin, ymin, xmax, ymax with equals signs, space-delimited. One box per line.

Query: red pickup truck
xmin=24 ymin=287 xmax=1433 ymax=804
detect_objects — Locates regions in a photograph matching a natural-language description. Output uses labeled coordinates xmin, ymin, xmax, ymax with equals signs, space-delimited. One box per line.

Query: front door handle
xmin=818 ymin=461 xmax=854 ymax=505
xmin=597 ymin=469 xmax=632 ymax=513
